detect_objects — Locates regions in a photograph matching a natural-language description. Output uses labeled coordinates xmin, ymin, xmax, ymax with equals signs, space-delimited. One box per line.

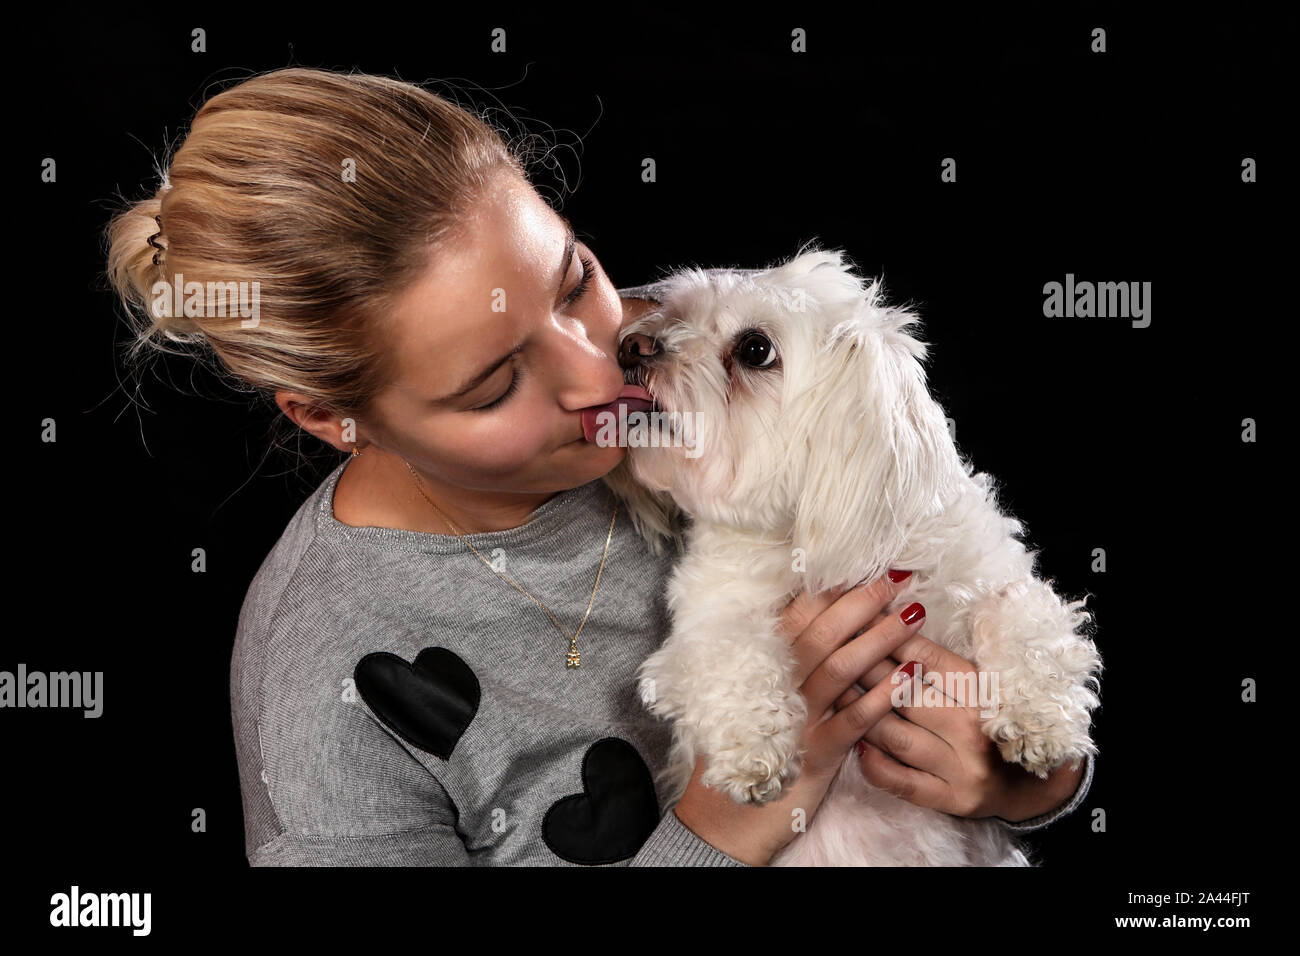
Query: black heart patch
xmin=543 ymin=737 xmax=661 ymax=865
xmin=354 ymin=647 xmax=480 ymax=760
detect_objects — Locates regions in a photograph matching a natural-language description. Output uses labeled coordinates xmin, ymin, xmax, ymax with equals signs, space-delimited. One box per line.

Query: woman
xmin=105 ymin=67 xmax=1091 ymax=866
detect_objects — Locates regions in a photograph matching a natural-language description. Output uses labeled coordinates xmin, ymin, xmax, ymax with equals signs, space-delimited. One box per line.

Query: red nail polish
xmin=900 ymin=602 xmax=925 ymax=625
xmin=888 ymin=569 xmax=912 ymax=582
xmin=899 ymin=661 xmax=919 ymax=680
xmin=855 ymin=740 xmax=868 ymax=756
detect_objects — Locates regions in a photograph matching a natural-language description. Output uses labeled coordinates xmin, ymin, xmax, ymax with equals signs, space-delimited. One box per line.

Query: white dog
xmin=600 ymin=248 xmax=1103 ymax=866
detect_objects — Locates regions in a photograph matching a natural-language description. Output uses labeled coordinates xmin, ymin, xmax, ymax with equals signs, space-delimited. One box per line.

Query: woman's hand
xmin=672 ymin=571 xmax=926 ymax=865
xmin=834 ymin=623 xmax=1087 ymax=824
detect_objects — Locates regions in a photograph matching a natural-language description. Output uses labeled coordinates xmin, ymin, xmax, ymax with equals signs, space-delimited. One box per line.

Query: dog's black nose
xmin=618 ymin=332 xmax=658 ymax=369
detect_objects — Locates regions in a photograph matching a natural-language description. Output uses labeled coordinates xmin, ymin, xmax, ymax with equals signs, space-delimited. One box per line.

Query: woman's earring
xmin=351 ymin=445 xmax=361 ymax=458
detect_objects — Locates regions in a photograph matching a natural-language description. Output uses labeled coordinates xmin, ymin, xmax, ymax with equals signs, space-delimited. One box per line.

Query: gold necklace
xmin=401 ymin=459 xmax=617 ymax=669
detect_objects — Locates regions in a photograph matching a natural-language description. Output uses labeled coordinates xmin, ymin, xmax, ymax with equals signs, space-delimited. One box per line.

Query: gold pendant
xmin=566 ymin=639 xmax=582 ymax=668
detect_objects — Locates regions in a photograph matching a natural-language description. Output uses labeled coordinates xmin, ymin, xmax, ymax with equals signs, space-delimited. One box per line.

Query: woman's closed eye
xmin=469 ymin=365 xmax=524 ymax=412
xmin=562 ymin=251 xmax=596 ymax=308
xmin=469 ymin=251 xmax=597 ymax=413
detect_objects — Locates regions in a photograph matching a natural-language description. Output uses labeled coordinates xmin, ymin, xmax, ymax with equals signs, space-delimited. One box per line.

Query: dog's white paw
xmin=699 ymin=702 xmax=805 ymax=805
xmin=702 ymin=743 xmax=802 ymax=805
xmin=982 ymin=705 xmax=1095 ymax=778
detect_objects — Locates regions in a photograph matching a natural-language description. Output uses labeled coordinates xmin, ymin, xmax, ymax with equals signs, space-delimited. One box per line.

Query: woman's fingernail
xmin=855 ymin=740 xmax=868 ymax=756
xmin=900 ymin=602 xmax=925 ymax=625
xmin=888 ymin=569 xmax=912 ymax=583
xmin=899 ymin=661 xmax=919 ymax=680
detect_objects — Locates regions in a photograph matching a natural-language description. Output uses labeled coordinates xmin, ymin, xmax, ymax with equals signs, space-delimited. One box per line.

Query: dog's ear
xmin=600 ymin=457 xmax=688 ymax=557
xmin=786 ymin=286 xmax=961 ymax=594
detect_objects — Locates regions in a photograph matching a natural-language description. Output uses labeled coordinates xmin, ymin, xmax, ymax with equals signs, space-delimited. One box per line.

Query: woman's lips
xmin=580 ymin=384 xmax=655 ymax=442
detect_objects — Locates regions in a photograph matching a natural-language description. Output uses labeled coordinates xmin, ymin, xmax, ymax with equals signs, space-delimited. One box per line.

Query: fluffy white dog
xmin=600 ymin=248 xmax=1103 ymax=866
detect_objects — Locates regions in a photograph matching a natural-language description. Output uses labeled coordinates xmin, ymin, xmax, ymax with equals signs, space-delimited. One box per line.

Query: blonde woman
xmin=105 ymin=68 xmax=1092 ymax=866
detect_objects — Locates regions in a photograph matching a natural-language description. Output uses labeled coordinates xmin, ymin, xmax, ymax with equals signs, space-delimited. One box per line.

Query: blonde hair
xmin=104 ymin=67 xmax=528 ymax=422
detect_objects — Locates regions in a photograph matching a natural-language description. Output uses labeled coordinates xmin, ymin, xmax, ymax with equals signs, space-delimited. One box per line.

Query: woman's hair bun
xmin=105 ymin=182 xmax=202 ymax=351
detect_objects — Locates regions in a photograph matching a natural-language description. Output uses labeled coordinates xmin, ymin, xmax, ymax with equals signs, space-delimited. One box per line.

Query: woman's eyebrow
xmin=555 ymin=214 xmax=576 ymax=299
xmin=436 ymin=216 xmax=576 ymax=404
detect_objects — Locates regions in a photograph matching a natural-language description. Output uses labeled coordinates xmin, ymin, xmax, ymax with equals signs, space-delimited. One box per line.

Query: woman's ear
xmin=786 ymin=308 xmax=959 ymax=594
xmin=600 ymin=456 xmax=687 ymax=556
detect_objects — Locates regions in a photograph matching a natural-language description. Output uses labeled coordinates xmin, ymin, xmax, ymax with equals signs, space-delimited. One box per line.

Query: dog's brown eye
xmin=735 ymin=331 xmax=776 ymax=368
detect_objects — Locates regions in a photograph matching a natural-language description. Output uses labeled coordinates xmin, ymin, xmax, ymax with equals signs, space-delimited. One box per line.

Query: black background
xmin=9 ymin=4 xmax=1281 ymax=939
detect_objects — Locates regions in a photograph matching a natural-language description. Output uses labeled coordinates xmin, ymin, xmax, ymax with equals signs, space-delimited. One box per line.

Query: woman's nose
xmin=618 ymin=332 xmax=659 ymax=369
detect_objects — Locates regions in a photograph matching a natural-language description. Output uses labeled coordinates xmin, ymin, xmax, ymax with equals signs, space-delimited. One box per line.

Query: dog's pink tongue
xmin=581 ymin=384 xmax=655 ymax=442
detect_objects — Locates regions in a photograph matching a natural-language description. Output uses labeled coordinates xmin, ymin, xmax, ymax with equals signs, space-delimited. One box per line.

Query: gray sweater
xmin=229 ymin=276 xmax=1094 ymax=867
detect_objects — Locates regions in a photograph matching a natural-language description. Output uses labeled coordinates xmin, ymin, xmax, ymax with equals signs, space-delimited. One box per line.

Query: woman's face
xmin=362 ymin=171 xmax=631 ymax=495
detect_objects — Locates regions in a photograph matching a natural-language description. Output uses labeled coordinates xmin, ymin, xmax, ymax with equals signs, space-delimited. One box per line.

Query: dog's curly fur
xmin=602 ymin=247 xmax=1103 ymax=866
